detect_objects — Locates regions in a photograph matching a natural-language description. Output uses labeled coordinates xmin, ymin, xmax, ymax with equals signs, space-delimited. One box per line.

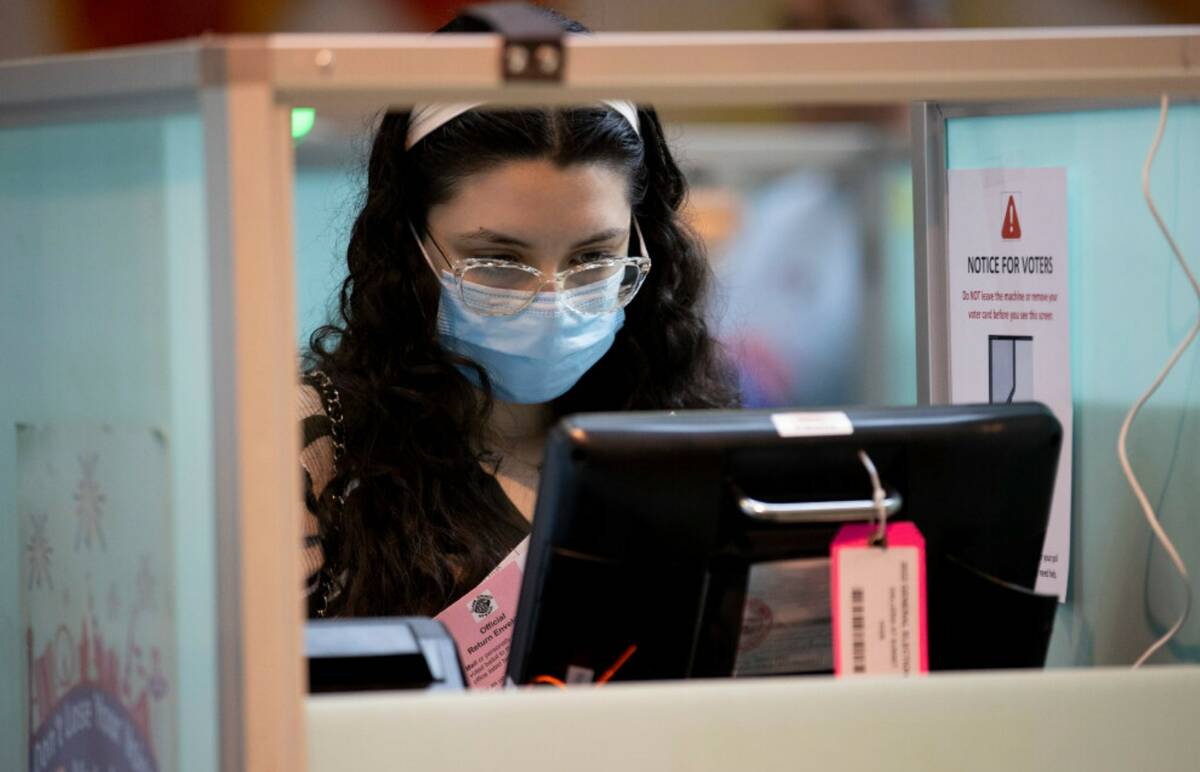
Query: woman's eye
xmin=574 ymin=251 xmax=618 ymax=265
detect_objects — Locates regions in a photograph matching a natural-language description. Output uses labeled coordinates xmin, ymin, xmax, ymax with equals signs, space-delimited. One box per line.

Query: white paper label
xmin=734 ymin=557 xmax=833 ymax=676
xmin=770 ymin=411 xmax=853 ymax=438
xmin=564 ymin=665 xmax=595 ymax=684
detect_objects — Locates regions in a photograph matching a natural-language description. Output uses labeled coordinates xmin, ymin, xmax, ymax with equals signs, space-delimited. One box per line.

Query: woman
xmin=300 ymin=10 xmax=737 ymax=621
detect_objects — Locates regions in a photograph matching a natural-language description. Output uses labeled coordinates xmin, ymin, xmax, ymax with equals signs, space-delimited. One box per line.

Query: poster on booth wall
xmin=946 ymin=167 xmax=1072 ymax=600
xmin=19 ymin=424 xmax=177 ymax=772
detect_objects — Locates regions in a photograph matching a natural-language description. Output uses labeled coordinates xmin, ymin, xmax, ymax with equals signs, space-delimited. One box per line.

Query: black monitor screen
xmin=507 ymin=403 xmax=1061 ymax=684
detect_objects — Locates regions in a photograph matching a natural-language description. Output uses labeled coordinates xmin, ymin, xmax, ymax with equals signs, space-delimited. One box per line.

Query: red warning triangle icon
xmin=1001 ymin=195 xmax=1022 ymax=239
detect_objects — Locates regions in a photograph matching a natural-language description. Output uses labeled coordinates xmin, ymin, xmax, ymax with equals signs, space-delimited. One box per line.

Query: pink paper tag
xmin=435 ymin=539 xmax=527 ymax=689
xmin=830 ymin=522 xmax=928 ymax=677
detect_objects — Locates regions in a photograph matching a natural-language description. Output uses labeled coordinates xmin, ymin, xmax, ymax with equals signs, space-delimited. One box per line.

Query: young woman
xmin=300 ymin=11 xmax=737 ymax=620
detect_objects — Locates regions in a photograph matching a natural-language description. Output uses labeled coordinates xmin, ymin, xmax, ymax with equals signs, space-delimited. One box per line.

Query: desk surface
xmin=307 ymin=666 xmax=1198 ymax=771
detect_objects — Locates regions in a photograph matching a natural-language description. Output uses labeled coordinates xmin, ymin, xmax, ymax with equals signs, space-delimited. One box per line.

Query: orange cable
xmin=529 ymin=643 xmax=638 ymax=689
xmin=596 ymin=644 xmax=638 ymax=685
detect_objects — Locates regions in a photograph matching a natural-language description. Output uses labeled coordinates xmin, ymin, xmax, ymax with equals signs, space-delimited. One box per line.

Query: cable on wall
xmin=1121 ymin=93 xmax=1198 ymax=668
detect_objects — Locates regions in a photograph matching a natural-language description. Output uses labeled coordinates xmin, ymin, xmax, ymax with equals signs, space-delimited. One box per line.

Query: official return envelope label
xmin=435 ymin=537 xmax=528 ymax=689
xmin=771 ymin=411 xmax=854 ymax=438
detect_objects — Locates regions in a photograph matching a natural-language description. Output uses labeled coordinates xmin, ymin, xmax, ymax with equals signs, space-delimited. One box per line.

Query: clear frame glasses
xmin=410 ymin=220 xmax=652 ymax=317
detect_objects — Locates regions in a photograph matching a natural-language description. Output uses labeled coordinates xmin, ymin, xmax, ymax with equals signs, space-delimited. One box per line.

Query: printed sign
xmin=947 ymin=167 xmax=1073 ymax=599
xmin=19 ymin=424 xmax=176 ymax=772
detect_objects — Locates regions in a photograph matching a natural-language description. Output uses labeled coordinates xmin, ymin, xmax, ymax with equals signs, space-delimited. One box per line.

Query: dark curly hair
xmin=304 ymin=11 xmax=737 ymax=618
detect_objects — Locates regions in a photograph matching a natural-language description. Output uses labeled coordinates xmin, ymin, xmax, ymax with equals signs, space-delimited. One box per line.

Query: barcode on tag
xmin=850 ymin=587 xmax=866 ymax=674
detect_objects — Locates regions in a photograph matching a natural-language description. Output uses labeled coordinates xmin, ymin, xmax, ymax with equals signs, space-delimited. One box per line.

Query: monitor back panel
xmin=508 ymin=403 xmax=1062 ymax=683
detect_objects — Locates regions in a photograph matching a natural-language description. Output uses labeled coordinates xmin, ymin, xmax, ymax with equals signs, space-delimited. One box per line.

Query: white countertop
xmin=307 ymin=665 xmax=1199 ymax=771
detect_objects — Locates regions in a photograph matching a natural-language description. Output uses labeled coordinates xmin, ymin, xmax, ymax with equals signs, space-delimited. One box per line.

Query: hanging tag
xmin=830 ymin=522 xmax=928 ymax=677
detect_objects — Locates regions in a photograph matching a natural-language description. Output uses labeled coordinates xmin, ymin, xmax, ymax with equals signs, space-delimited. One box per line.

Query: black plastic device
xmin=507 ymin=403 xmax=1062 ymax=684
xmin=306 ymin=617 xmax=466 ymax=693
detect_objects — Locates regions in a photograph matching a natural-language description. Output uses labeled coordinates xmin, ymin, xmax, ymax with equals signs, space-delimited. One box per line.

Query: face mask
xmin=436 ymin=272 xmax=624 ymax=404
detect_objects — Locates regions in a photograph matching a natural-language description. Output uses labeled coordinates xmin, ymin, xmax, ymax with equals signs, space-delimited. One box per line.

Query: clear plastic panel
xmin=0 ymin=111 xmax=217 ymax=772
xmin=294 ymin=164 xmax=355 ymax=349
xmin=947 ymin=103 xmax=1200 ymax=666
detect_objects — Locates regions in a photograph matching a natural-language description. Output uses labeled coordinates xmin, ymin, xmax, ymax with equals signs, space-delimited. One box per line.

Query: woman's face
xmin=423 ymin=159 xmax=633 ymax=276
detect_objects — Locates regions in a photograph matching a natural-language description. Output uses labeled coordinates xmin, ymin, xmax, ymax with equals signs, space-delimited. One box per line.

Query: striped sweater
xmin=298 ymin=383 xmax=334 ymax=603
xmin=297 ymin=377 xmax=530 ymax=616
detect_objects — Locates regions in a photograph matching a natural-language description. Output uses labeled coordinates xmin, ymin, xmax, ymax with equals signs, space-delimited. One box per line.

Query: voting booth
xmin=2 ymin=25 xmax=1199 ymax=772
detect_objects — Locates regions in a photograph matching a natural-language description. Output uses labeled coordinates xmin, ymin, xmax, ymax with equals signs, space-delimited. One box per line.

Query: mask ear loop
xmin=857 ymin=449 xmax=889 ymax=549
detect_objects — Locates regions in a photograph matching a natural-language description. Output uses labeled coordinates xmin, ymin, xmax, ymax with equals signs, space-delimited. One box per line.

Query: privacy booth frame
xmin=1 ymin=26 xmax=1198 ymax=772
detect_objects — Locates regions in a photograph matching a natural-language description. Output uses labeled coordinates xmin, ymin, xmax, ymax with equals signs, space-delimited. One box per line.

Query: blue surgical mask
xmin=436 ymin=273 xmax=624 ymax=404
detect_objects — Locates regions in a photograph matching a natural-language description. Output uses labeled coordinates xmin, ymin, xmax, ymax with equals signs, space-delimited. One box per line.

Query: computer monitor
xmin=507 ymin=403 xmax=1062 ymax=684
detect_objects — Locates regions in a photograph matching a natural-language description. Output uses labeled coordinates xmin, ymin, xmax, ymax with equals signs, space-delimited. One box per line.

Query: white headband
xmin=405 ymin=100 xmax=640 ymax=150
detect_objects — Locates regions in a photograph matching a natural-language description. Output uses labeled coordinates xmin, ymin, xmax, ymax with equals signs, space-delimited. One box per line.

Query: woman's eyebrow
xmin=457 ymin=229 xmax=532 ymax=248
xmin=571 ymin=228 xmax=627 ymax=248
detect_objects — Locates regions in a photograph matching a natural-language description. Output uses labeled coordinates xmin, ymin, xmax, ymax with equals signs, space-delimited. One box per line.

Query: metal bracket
xmin=461 ymin=2 xmax=566 ymax=83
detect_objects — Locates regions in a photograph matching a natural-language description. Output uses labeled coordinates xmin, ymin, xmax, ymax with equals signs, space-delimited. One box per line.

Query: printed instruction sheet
xmin=947 ymin=167 xmax=1072 ymax=599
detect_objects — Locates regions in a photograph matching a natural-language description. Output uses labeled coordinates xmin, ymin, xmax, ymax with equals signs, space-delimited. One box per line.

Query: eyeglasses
xmin=409 ymin=220 xmax=652 ymax=317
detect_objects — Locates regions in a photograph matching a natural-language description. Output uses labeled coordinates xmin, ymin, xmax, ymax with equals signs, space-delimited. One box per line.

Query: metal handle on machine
xmin=737 ymin=489 xmax=903 ymax=524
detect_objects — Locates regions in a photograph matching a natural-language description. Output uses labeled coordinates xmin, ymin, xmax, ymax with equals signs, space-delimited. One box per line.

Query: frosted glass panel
xmin=294 ymin=164 xmax=356 ymax=349
xmin=947 ymin=103 xmax=1200 ymax=666
xmin=0 ymin=112 xmax=217 ymax=772
xmin=868 ymin=161 xmax=918 ymax=406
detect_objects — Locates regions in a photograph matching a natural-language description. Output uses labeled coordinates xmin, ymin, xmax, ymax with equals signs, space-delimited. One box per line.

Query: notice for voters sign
xmin=946 ymin=167 xmax=1072 ymax=600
